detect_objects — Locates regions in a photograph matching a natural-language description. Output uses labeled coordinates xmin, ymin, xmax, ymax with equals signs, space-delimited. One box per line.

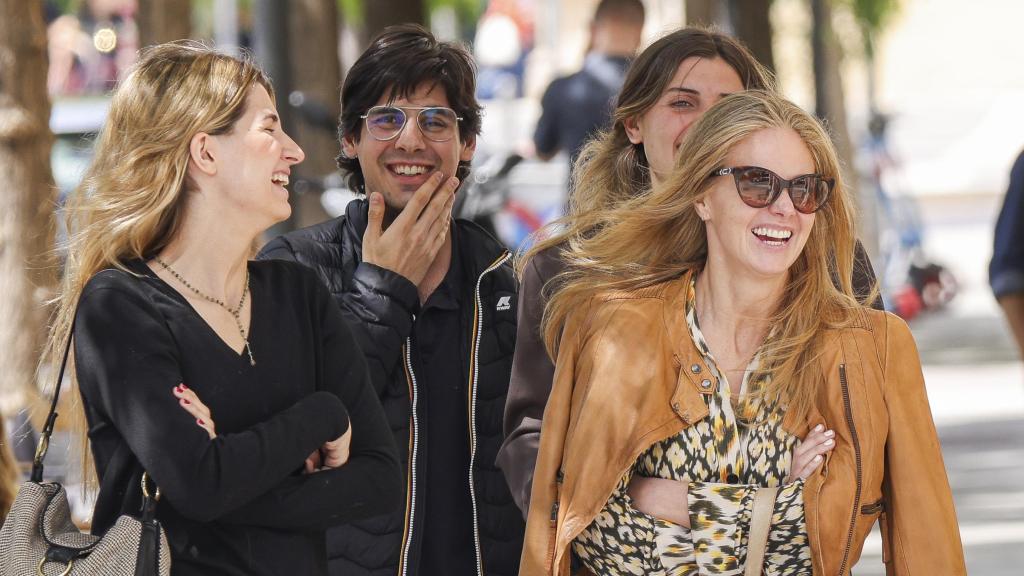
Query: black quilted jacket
xmin=258 ymin=199 xmax=524 ymax=576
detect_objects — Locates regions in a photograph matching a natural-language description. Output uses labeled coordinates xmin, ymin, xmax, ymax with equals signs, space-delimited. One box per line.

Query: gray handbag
xmin=0 ymin=319 xmax=170 ymax=576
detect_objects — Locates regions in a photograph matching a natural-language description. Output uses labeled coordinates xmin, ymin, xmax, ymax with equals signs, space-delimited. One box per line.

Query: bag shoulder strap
xmin=30 ymin=309 xmax=76 ymax=483
xmin=32 ymin=267 xmax=131 ymax=481
xmin=744 ymin=486 xmax=780 ymax=576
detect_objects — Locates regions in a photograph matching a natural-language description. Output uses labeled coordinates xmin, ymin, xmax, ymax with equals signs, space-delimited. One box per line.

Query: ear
xmin=694 ymin=197 xmax=711 ymax=222
xmin=623 ymin=115 xmax=644 ymax=145
xmin=340 ymin=133 xmax=359 ymax=159
xmin=459 ymin=135 xmax=477 ymax=163
xmin=188 ymin=132 xmax=217 ymax=177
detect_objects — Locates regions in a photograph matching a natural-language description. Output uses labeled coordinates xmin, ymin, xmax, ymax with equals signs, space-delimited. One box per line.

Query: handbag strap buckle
xmin=36 ymin=557 xmax=74 ymax=576
xmin=141 ymin=471 xmax=161 ymax=502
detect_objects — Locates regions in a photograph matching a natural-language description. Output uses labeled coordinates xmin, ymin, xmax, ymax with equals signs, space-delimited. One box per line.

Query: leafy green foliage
xmin=838 ymin=0 xmax=900 ymax=56
xmin=338 ymin=0 xmax=364 ymax=24
xmin=427 ymin=0 xmax=483 ymax=25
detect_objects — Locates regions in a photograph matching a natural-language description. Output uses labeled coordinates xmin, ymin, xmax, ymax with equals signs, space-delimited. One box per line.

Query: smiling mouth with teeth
xmin=752 ymin=226 xmax=793 ymax=246
xmin=271 ymin=174 xmax=289 ymax=186
xmin=390 ymin=164 xmax=431 ymax=176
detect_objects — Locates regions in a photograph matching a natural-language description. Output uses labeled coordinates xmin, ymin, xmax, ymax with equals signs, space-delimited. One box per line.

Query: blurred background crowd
xmin=2 ymin=0 xmax=1023 ymax=573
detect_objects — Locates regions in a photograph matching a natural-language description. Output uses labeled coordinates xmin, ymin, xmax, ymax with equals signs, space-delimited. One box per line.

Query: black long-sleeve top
xmin=73 ymin=259 xmax=403 ymax=576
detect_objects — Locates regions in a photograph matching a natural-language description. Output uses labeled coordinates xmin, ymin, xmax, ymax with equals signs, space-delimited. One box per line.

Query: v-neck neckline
xmin=138 ymin=259 xmax=258 ymax=364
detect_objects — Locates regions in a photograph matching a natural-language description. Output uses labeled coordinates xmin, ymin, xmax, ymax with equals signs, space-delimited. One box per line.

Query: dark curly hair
xmin=336 ymin=24 xmax=482 ymax=195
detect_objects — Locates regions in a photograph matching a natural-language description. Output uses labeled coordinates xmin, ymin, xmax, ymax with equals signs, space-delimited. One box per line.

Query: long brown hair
xmin=522 ymin=27 xmax=775 ymax=274
xmin=41 ymin=41 xmax=273 ymax=486
xmin=543 ymin=91 xmax=861 ymax=424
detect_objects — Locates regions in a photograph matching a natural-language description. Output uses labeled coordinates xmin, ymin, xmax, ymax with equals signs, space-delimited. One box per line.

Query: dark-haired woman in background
xmin=499 ymin=27 xmax=882 ymax=518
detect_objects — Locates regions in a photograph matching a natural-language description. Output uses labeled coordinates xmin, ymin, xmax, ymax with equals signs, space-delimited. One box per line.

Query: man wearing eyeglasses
xmin=259 ymin=23 xmax=523 ymax=576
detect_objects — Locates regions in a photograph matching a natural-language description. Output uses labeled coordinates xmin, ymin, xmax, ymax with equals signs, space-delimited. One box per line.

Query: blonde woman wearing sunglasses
xmin=519 ymin=91 xmax=965 ymax=575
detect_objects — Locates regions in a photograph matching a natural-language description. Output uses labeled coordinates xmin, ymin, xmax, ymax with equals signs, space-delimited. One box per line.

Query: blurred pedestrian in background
xmin=532 ymin=0 xmax=645 ymax=180
xmin=991 ymin=149 xmax=1024 ymax=360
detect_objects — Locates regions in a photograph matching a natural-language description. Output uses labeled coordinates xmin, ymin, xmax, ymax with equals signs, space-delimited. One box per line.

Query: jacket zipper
xmin=467 ymin=251 xmax=512 ymax=576
xmin=860 ymin=499 xmax=884 ymax=515
xmin=399 ymin=339 xmax=421 ymax=576
xmin=547 ymin=475 xmax=561 ymax=573
xmin=838 ymin=363 xmax=862 ymax=575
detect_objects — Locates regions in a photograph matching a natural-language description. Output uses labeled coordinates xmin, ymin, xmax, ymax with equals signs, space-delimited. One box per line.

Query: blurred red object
xmin=892 ymin=284 xmax=924 ymax=320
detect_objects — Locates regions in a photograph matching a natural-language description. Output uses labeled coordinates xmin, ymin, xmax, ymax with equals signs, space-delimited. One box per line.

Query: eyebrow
xmin=664 ymin=87 xmax=735 ymax=99
xmin=261 ymin=112 xmax=279 ymax=124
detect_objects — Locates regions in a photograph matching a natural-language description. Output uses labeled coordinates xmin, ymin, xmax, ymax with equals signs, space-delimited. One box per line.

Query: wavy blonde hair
xmin=41 ymin=41 xmax=273 ymax=485
xmin=544 ymin=91 xmax=862 ymax=424
xmin=521 ymin=27 xmax=775 ymax=276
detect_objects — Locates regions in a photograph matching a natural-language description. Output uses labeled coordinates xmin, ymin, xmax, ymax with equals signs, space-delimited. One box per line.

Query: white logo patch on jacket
xmin=496 ymin=296 xmax=511 ymax=311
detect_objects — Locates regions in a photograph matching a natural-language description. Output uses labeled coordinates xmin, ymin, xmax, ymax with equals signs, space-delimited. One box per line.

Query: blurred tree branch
xmin=365 ymin=0 xmax=425 ymax=42
xmin=728 ymin=0 xmax=775 ymax=73
xmin=685 ymin=0 xmax=719 ymax=26
xmin=138 ymin=0 xmax=192 ymax=47
xmin=288 ymin=0 xmax=341 ymax=227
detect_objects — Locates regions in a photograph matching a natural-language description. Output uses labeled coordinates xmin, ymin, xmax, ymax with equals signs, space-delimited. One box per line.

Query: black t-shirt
xmin=414 ymin=230 xmax=477 ymax=575
xmin=74 ymin=259 xmax=401 ymax=576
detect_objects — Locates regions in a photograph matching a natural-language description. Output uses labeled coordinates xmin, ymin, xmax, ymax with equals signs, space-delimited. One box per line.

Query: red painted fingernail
xmin=179 ymin=384 xmax=188 ymax=390
xmin=197 ymin=418 xmax=204 ymax=425
xmin=182 ymin=399 xmax=191 ymax=405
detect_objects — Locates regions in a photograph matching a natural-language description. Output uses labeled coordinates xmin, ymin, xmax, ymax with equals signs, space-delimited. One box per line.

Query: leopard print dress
xmin=572 ymin=278 xmax=813 ymax=576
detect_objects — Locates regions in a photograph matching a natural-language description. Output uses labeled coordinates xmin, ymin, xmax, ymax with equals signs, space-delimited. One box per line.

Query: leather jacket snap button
xmin=690 ymin=364 xmax=702 ymax=374
xmin=700 ymin=379 xmax=712 ymax=389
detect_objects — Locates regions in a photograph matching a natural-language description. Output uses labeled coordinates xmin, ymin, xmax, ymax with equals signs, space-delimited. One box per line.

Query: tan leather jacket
xmin=520 ymin=273 xmax=965 ymax=575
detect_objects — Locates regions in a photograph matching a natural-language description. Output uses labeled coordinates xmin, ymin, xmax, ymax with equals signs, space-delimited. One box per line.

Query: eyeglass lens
xmin=365 ymin=107 xmax=459 ymax=142
xmin=735 ymin=167 xmax=830 ymax=214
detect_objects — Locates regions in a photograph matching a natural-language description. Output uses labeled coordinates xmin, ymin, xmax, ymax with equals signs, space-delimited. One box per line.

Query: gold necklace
xmin=154 ymin=257 xmax=255 ymax=366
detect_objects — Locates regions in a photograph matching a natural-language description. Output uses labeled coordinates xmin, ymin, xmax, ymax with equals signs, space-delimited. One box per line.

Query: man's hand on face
xmin=362 ymin=171 xmax=458 ymax=286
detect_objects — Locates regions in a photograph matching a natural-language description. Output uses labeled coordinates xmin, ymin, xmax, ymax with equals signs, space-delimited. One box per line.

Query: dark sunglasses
xmin=360 ymin=105 xmax=462 ymax=142
xmin=711 ymin=166 xmax=833 ymax=214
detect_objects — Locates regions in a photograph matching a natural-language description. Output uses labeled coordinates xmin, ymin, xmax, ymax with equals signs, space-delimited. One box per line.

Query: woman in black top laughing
xmin=41 ymin=41 xmax=402 ymax=575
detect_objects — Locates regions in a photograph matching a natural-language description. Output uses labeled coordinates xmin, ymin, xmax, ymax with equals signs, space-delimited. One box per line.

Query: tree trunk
xmin=364 ymin=0 xmax=425 ymax=42
xmin=0 ymin=0 xmax=57 ymax=414
xmin=811 ymin=0 xmax=879 ymax=261
xmin=0 ymin=415 xmax=16 ymax=517
xmin=288 ymin=0 xmax=341 ymax=228
xmin=685 ymin=0 xmax=721 ymax=27
xmin=728 ymin=0 xmax=776 ymax=73
xmin=137 ymin=0 xmax=191 ymax=48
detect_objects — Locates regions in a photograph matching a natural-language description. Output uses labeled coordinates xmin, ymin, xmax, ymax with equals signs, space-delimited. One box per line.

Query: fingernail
xmin=814 ymin=455 xmax=822 ymax=461
xmin=825 ymin=429 xmax=835 ymax=437
xmin=448 ymin=177 xmax=459 ymax=188
xmin=825 ymin=438 xmax=834 ymax=446
xmin=814 ymin=424 xmax=823 ymax=432
xmin=434 ymin=171 xmax=444 ymax=181
xmin=179 ymin=384 xmax=188 ymax=390
xmin=197 ymin=418 xmax=204 ymax=425
xmin=181 ymin=399 xmax=191 ymax=405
